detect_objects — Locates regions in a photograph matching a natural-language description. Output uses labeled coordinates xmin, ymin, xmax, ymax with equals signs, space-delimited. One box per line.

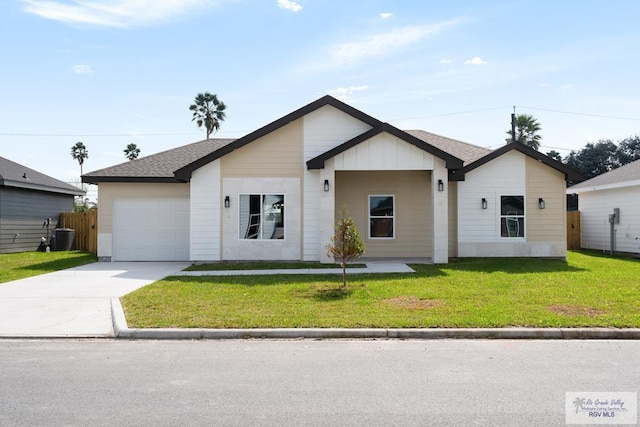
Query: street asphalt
xmin=1 ymin=261 xmax=639 ymax=339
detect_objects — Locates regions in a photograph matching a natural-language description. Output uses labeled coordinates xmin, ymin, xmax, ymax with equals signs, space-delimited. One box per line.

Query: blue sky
xmin=2 ymin=0 xmax=640 ymax=199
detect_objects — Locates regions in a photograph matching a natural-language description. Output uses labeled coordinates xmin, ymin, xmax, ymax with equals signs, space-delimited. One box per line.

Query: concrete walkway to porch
xmin=172 ymin=261 xmax=417 ymax=276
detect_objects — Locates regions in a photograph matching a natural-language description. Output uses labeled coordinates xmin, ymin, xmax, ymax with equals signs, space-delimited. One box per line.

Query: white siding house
xmin=568 ymin=159 xmax=640 ymax=254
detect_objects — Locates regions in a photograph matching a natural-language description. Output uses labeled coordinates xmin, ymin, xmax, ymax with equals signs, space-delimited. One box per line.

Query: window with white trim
xmin=239 ymin=194 xmax=284 ymax=240
xmin=500 ymin=195 xmax=524 ymax=238
xmin=369 ymin=195 xmax=394 ymax=239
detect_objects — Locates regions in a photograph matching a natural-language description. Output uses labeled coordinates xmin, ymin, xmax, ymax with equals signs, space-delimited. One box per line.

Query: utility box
xmin=53 ymin=228 xmax=76 ymax=251
xmin=613 ymin=208 xmax=620 ymax=224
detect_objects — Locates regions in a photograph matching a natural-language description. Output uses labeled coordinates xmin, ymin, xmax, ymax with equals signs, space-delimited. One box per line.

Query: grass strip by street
xmin=0 ymin=251 xmax=97 ymax=284
xmin=185 ymin=261 xmax=366 ymax=271
xmin=121 ymin=251 xmax=640 ymax=329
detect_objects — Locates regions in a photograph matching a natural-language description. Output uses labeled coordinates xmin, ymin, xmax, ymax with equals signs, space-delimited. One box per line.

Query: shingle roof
xmin=0 ymin=156 xmax=85 ymax=196
xmin=82 ymin=138 xmax=235 ymax=184
xmin=569 ymin=159 xmax=640 ymax=192
xmin=404 ymin=129 xmax=491 ymax=165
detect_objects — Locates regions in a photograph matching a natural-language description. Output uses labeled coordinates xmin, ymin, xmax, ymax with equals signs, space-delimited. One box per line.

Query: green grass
xmin=0 ymin=251 xmax=97 ymax=284
xmin=185 ymin=261 xmax=366 ymax=271
xmin=121 ymin=251 xmax=640 ymax=329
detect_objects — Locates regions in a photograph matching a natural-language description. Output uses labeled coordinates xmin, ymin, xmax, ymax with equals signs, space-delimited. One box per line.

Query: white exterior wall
xmin=577 ymin=185 xmax=640 ymax=254
xmin=432 ymin=158 xmax=449 ymax=263
xmin=302 ymin=105 xmax=373 ymax=261
xmin=190 ymin=160 xmax=221 ymax=261
xmin=457 ymin=151 xmax=527 ymax=256
xmin=222 ymin=177 xmax=301 ymax=260
xmin=333 ymin=133 xmax=435 ymax=170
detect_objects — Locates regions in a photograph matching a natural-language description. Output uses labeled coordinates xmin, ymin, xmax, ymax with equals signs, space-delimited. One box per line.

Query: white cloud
xmin=439 ymin=58 xmax=452 ymax=64
xmin=277 ymin=0 xmax=302 ymax=12
xmin=22 ymin=0 xmax=215 ymax=28
xmin=379 ymin=12 xmax=393 ymax=19
xmin=320 ymin=19 xmax=459 ymax=70
xmin=72 ymin=64 xmax=93 ymax=73
xmin=464 ymin=56 xmax=487 ymax=65
xmin=327 ymin=85 xmax=369 ymax=101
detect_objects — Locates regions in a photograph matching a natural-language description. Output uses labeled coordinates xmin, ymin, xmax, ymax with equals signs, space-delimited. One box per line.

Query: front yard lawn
xmin=0 ymin=251 xmax=97 ymax=284
xmin=121 ymin=251 xmax=640 ymax=329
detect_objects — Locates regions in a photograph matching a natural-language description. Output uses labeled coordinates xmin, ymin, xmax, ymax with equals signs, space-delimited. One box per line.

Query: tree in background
xmin=124 ymin=143 xmax=140 ymax=160
xmin=189 ymin=92 xmax=227 ymax=139
xmin=615 ymin=135 xmax=640 ymax=165
xmin=70 ymin=142 xmax=89 ymax=176
xmin=546 ymin=150 xmax=563 ymax=162
xmin=565 ymin=140 xmax=619 ymax=180
xmin=327 ymin=207 xmax=365 ymax=288
xmin=506 ymin=114 xmax=542 ymax=150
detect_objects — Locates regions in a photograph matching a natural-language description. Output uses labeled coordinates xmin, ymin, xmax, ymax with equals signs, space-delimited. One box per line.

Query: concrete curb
xmin=110 ymin=298 xmax=640 ymax=340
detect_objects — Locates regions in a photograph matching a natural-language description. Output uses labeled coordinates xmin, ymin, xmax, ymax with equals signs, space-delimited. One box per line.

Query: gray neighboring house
xmin=0 ymin=156 xmax=85 ymax=254
xmin=568 ymin=159 xmax=640 ymax=254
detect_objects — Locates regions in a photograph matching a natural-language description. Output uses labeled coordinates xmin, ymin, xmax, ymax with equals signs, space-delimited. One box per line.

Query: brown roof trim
xmin=174 ymin=95 xmax=384 ymax=181
xmin=450 ymin=142 xmax=584 ymax=182
xmin=82 ymin=176 xmax=187 ymax=184
xmin=306 ymin=123 xmax=464 ymax=170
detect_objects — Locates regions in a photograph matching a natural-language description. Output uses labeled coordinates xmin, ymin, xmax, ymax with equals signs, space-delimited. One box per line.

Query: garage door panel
xmin=113 ymin=199 xmax=189 ymax=261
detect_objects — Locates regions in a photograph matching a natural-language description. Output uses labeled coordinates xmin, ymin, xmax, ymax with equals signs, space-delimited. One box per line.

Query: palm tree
xmin=70 ymin=142 xmax=89 ymax=176
xmin=506 ymin=114 xmax=542 ymax=150
xmin=572 ymin=397 xmax=586 ymax=413
xmin=124 ymin=143 xmax=140 ymax=160
xmin=189 ymin=92 xmax=227 ymax=139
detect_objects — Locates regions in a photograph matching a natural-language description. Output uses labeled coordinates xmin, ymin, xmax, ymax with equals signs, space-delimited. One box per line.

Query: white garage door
xmin=113 ymin=199 xmax=189 ymax=261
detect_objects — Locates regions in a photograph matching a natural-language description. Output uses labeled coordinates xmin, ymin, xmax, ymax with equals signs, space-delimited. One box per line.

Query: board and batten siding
xmin=448 ymin=182 xmax=458 ymax=258
xmin=525 ymin=156 xmax=566 ymax=243
xmin=578 ymin=185 xmax=640 ymax=254
xmin=335 ymin=170 xmax=432 ymax=258
xmin=96 ymin=183 xmax=189 ymax=259
xmin=190 ymin=160 xmax=221 ymax=261
xmin=0 ymin=187 xmax=75 ymax=253
xmin=302 ymin=105 xmax=373 ymax=261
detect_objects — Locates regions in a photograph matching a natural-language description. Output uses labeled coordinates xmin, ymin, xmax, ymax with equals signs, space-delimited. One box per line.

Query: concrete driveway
xmin=0 ymin=262 xmax=189 ymax=338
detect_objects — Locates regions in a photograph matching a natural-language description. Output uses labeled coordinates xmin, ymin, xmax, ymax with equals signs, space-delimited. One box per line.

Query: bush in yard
xmin=327 ymin=207 xmax=365 ymax=288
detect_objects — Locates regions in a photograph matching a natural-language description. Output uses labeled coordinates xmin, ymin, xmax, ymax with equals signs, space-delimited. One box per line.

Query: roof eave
xmin=81 ymin=176 xmax=187 ymax=184
xmin=1 ymin=179 xmax=85 ymax=196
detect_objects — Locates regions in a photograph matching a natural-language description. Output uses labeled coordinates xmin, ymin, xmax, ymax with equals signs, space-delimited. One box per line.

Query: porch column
xmin=319 ymin=160 xmax=335 ymax=263
xmin=432 ymin=159 xmax=449 ymax=264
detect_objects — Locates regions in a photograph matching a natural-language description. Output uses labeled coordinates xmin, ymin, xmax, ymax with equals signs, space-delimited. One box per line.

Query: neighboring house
xmin=82 ymin=95 xmax=581 ymax=263
xmin=0 ymin=156 xmax=85 ymax=254
xmin=567 ymin=159 xmax=640 ymax=254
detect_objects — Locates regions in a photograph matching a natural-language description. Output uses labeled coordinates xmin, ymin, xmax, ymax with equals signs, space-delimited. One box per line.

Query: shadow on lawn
xmin=412 ymin=258 xmax=587 ymax=274
xmin=14 ymin=253 xmax=97 ymax=272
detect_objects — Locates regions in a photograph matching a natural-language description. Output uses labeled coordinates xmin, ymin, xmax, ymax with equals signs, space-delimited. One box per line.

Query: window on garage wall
xmin=239 ymin=194 xmax=284 ymax=239
xmin=500 ymin=195 xmax=524 ymax=238
xmin=369 ymin=195 xmax=394 ymax=239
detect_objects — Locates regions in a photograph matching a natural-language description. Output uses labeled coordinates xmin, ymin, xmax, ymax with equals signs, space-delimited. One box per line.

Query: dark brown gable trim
xmin=453 ymin=142 xmax=584 ymax=182
xmin=306 ymin=122 xmax=464 ymax=170
xmin=174 ymin=95 xmax=384 ymax=181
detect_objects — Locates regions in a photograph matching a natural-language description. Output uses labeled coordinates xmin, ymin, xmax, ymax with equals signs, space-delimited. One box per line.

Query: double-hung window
xmin=500 ymin=195 xmax=524 ymax=238
xmin=239 ymin=194 xmax=284 ymax=240
xmin=369 ymin=195 xmax=394 ymax=239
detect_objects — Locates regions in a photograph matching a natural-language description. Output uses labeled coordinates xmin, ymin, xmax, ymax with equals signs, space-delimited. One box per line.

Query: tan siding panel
xmin=525 ymin=156 xmax=566 ymax=242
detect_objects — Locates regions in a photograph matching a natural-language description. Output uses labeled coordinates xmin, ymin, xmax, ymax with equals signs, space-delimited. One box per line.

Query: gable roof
xmin=173 ymin=95 xmax=383 ymax=181
xmin=306 ymin=122 xmax=464 ymax=170
xmin=404 ymin=129 xmax=491 ymax=165
xmin=82 ymin=138 xmax=235 ymax=184
xmin=568 ymin=158 xmax=640 ymax=192
xmin=0 ymin=156 xmax=85 ymax=196
xmin=450 ymin=142 xmax=584 ymax=182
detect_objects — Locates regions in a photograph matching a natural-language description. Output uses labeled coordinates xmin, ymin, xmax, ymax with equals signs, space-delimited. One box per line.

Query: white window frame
xmin=238 ymin=193 xmax=285 ymax=240
xmin=368 ymin=194 xmax=395 ymax=240
xmin=499 ymin=195 xmax=525 ymax=239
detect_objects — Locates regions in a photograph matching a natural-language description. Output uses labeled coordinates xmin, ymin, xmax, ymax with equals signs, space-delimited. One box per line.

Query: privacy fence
xmin=59 ymin=210 xmax=98 ymax=254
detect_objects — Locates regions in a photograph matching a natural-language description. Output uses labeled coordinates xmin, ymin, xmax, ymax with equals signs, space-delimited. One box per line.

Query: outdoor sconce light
xmin=438 ymin=179 xmax=444 ymax=192
xmin=224 ymin=196 xmax=230 ymax=208
xmin=324 ymin=179 xmax=330 ymax=192
xmin=481 ymin=198 xmax=488 ymax=209
xmin=538 ymin=198 xmax=545 ymax=209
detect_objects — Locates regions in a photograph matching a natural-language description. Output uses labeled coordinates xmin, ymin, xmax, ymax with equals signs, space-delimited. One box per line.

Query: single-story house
xmin=83 ymin=95 xmax=582 ymax=263
xmin=568 ymin=159 xmax=640 ymax=254
xmin=0 ymin=156 xmax=85 ymax=254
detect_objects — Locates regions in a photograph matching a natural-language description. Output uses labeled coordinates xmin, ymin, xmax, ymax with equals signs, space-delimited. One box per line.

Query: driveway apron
xmin=0 ymin=262 xmax=189 ymax=338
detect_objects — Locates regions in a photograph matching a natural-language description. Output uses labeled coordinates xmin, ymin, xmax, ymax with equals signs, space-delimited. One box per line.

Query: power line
xmin=515 ymin=106 xmax=640 ymax=121
xmin=390 ymin=106 xmax=511 ymax=121
xmin=0 ymin=132 xmax=201 ymax=137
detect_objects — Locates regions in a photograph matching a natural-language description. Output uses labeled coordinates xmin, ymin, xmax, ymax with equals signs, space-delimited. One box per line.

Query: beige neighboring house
xmin=82 ymin=95 xmax=581 ymax=263
xmin=568 ymin=159 xmax=640 ymax=254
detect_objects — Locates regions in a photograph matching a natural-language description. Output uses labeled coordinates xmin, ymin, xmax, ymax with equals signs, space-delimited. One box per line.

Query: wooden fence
xmin=59 ymin=210 xmax=98 ymax=254
xmin=567 ymin=211 xmax=581 ymax=250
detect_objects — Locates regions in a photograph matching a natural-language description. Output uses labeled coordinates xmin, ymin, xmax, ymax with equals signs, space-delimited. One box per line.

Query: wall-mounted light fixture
xmin=438 ymin=179 xmax=444 ymax=192
xmin=481 ymin=198 xmax=488 ymax=209
xmin=538 ymin=198 xmax=545 ymax=209
xmin=324 ymin=179 xmax=330 ymax=192
xmin=224 ymin=196 xmax=230 ymax=208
